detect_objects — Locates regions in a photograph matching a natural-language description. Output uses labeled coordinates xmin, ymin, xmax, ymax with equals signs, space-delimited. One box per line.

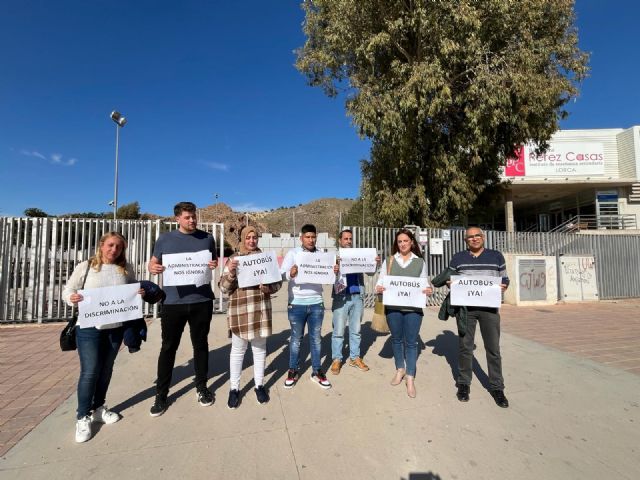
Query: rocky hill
xmin=197 ymin=198 xmax=355 ymax=249
xmin=259 ymin=198 xmax=355 ymax=235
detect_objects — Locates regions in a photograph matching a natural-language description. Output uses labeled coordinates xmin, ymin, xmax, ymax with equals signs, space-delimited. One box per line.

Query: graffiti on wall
xmin=519 ymin=259 xmax=547 ymax=301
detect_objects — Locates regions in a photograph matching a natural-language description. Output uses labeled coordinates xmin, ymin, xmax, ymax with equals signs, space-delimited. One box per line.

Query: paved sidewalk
xmin=1 ymin=294 xmax=639 ymax=479
xmin=500 ymin=299 xmax=640 ymax=374
xmin=0 ymin=324 xmax=79 ymax=457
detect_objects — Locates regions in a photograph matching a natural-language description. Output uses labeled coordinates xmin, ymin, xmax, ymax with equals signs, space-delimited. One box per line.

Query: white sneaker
xmin=91 ymin=405 xmax=120 ymax=425
xmin=75 ymin=416 xmax=92 ymax=443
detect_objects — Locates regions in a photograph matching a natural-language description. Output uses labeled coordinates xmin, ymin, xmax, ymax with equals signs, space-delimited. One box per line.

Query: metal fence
xmin=347 ymin=226 xmax=640 ymax=306
xmin=0 ymin=217 xmax=225 ymax=323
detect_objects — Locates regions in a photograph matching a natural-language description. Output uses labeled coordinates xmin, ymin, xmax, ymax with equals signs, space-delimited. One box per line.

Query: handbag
xmin=370 ymin=255 xmax=394 ymax=334
xmin=60 ymin=262 xmax=91 ymax=351
xmin=59 ymin=316 xmax=78 ymax=351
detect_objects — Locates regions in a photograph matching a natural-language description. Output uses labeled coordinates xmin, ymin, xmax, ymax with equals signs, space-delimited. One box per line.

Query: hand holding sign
xmin=162 ymin=250 xmax=213 ymax=287
xmin=78 ymin=283 xmax=143 ymax=328
xmin=382 ymin=276 xmax=430 ymax=308
xmin=450 ymin=275 xmax=502 ymax=308
xmin=295 ymin=251 xmax=336 ymax=284
xmin=338 ymin=248 xmax=377 ymax=274
xmin=236 ymin=252 xmax=281 ymax=288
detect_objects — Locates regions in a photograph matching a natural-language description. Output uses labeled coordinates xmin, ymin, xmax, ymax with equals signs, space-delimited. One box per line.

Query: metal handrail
xmin=550 ymin=214 xmax=637 ymax=232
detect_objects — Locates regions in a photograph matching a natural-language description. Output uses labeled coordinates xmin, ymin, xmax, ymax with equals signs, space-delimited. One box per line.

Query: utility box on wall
xmin=558 ymin=256 xmax=598 ymax=301
xmin=504 ymin=255 xmax=558 ymax=306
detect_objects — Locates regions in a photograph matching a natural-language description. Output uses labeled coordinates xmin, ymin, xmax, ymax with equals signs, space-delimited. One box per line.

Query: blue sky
xmin=1 ymin=1 xmax=638 ymax=217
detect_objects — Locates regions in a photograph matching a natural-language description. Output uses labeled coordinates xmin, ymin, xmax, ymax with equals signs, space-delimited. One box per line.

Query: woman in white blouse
xmin=63 ymin=232 xmax=143 ymax=443
xmin=376 ymin=229 xmax=432 ymax=398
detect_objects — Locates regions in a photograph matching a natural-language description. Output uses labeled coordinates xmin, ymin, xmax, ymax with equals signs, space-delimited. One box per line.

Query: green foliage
xmin=60 ymin=212 xmax=107 ymax=218
xmin=296 ymin=0 xmax=589 ymax=226
xmin=24 ymin=207 xmax=49 ymax=217
xmin=116 ymin=201 xmax=141 ymax=219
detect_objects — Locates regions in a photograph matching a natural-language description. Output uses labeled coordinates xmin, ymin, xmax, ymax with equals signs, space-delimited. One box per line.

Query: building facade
xmin=500 ymin=125 xmax=640 ymax=232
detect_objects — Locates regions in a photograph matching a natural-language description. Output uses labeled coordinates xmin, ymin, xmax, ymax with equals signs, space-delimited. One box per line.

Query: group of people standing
xmin=63 ymin=201 xmax=510 ymax=444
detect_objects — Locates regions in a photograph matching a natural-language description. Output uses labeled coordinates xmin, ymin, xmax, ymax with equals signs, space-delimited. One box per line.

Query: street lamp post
xmin=110 ymin=110 xmax=127 ymax=219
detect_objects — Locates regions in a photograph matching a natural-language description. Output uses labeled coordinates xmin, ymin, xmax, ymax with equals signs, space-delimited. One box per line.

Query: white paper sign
xmin=382 ymin=276 xmax=428 ymax=309
xmin=295 ymin=251 xmax=336 ymax=284
xmin=78 ymin=283 xmax=143 ymax=328
xmin=450 ymin=275 xmax=502 ymax=308
xmin=442 ymin=230 xmax=451 ymax=241
xmin=338 ymin=248 xmax=377 ymax=274
xmin=236 ymin=251 xmax=281 ymax=288
xmin=162 ymin=250 xmax=212 ymax=287
xmin=429 ymin=238 xmax=444 ymax=255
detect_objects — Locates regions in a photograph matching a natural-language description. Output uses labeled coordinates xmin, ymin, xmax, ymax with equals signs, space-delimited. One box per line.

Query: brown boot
xmin=330 ymin=359 xmax=342 ymax=375
xmin=348 ymin=357 xmax=370 ymax=372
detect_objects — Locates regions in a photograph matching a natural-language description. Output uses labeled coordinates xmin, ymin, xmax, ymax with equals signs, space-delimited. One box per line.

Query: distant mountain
xmin=197 ymin=198 xmax=355 ymax=249
xmin=259 ymin=198 xmax=355 ymax=235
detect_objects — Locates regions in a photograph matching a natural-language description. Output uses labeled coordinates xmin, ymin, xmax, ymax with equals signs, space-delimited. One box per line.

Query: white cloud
xmin=20 ymin=150 xmax=46 ymax=160
xmin=18 ymin=149 xmax=77 ymax=166
xmin=202 ymin=161 xmax=229 ymax=171
xmin=229 ymin=203 xmax=271 ymax=213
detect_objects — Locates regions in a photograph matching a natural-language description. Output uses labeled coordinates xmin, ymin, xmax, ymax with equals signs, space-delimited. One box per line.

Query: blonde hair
xmin=89 ymin=232 xmax=129 ymax=274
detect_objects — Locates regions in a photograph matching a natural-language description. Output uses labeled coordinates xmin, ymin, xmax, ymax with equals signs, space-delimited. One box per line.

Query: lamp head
xmin=110 ymin=111 xmax=127 ymax=127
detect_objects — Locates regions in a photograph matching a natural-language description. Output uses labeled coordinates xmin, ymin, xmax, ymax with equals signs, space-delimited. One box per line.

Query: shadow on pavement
xmin=425 ymin=330 xmax=490 ymax=390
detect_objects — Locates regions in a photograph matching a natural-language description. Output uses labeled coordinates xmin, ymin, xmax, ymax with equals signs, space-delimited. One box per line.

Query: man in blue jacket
xmin=330 ymin=229 xmax=378 ymax=375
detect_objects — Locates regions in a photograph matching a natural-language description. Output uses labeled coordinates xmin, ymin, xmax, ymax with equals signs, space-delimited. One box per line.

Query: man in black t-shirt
xmin=148 ymin=201 xmax=218 ymax=416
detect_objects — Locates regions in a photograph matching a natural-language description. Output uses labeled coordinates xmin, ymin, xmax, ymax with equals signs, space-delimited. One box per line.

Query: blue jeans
xmin=331 ymin=293 xmax=363 ymax=360
xmin=386 ymin=309 xmax=423 ymax=377
xmin=288 ymin=303 xmax=324 ymax=372
xmin=76 ymin=326 xmax=123 ymax=419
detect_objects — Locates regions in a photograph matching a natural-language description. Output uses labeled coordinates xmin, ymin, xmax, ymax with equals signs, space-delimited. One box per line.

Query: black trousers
xmin=457 ymin=308 xmax=504 ymax=390
xmin=156 ymin=300 xmax=213 ymax=398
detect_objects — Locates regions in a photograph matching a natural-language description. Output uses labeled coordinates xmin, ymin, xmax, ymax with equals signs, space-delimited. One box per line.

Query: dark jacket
xmin=123 ymin=281 xmax=166 ymax=353
xmin=431 ymin=267 xmax=468 ymax=337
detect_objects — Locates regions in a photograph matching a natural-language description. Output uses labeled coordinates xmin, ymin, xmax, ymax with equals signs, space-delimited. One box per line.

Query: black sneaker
xmin=310 ymin=369 xmax=332 ymax=389
xmin=490 ymin=389 xmax=509 ymax=408
xmin=456 ymin=384 xmax=470 ymax=402
xmin=283 ymin=369 xmax=299 ymax=389
xmin=227 ymin=389 xmax=240 ymax=409
xmin=149 ymin=395 xmax=168 ymax=417
xmin=197 ymin=388 xmax=214 ymax=407
xmin=255 ymin=385 xmax=269 ymax=404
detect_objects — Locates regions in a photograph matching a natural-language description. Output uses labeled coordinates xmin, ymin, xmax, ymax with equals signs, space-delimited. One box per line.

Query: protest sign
xmin=450 ymin=275 xmax=502 ymax=308
xmin=338 ymin=248 xmax=377 ymax=274
xmin=78 ymin=283 xmax=142 ymax=328
xmin=162 ymin=250 xmax=212 ymax=287
xmin=382 ymin=276 xmax=429 ymax=309
xmin=295 ymin=251 xmax=336 ymax=284
xmin=237 ymin=251 xmax=281 ymax=288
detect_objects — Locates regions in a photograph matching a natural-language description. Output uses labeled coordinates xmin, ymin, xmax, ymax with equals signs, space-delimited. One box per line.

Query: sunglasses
xmin=465 ymin=234 xmax=483 ymax=240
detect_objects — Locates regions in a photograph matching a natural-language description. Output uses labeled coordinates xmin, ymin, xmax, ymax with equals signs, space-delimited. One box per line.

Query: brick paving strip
xmin=1 ymin=299 xmax=639 ymax=457
xmin=0 ymin=324 xmax=79 ymax=457
xmin=500 ymin=299 xmax=640 ymax=375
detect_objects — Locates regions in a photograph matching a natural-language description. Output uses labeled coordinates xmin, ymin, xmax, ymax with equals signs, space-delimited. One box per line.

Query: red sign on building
xmin=505 ymin=145 xmax=525 ymax=176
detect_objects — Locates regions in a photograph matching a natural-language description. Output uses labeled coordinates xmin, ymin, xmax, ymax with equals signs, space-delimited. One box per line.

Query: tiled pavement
xmin=0 ymin=324 xmax=79 ymax=457
xmin=1 ymin=298 xmax=639 ymax=458
xmin=500 ymin=299 xmax=640 ymax=375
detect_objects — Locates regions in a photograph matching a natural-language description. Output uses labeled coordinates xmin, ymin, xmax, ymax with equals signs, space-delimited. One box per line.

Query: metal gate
xmin=347 ymin=226 xmax=640 ymax=306
xmin=0 ymin=217 xmax=225 ymax=323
